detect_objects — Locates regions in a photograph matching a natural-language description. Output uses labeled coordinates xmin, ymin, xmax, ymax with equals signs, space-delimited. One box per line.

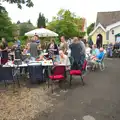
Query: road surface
xmin=35 ymin=58 xmax=120 ymax=120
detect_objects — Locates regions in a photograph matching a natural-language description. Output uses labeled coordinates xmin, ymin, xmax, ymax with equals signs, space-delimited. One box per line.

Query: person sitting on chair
xmin=59 ymin=50 xmax=70 ymax=64
xmin=96 ymin=47 xmax=105 ymax=61
xmin=54 ymin=50 xmax=70 ymax=70
xmin=86 ymin=43 xmax=91 ymax=59
xmin=91 ymin=48 xmax=105 ymax=70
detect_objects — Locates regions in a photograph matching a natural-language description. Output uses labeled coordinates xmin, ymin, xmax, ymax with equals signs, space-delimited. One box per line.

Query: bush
xmin=19 ymin=36 xmax=28 ymax=45
xmin=55 ymin=37 xmax=60 ymax=45
xmin=8 ymin=42 xmax=14 ymax=47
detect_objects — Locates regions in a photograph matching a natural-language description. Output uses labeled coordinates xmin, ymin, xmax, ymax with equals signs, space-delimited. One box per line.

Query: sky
xmin=2 ymin=0 xmax=120 ymax=26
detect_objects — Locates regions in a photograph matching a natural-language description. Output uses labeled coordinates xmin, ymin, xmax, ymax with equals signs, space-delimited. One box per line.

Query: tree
xmin=0 ymin=0 xmax=33 ymax=9
xmin=0 ymin=3 xmax=6 ymax=13
xmin=47 ymin=9 xmax=85 ymax=38
xmin=18 ymin=21 xmax=35 ymax=36
xmin=87 ymin=23 xmax=95 ymax=36
xmin=28 ymin=19 xmax=31 ymax=24
xmin=37 ymin=13 xmax=46 ymax=28
xmin=0 ymin=6 xmax=18 ymax=41
xmin=17 ymin=20 xmax=21 ymax=24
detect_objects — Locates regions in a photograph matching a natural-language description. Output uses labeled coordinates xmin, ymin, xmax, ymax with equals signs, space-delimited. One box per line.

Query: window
xmin=112 ymin=30 xmax=114 ymax=34
xmin=106 ymin=31 xmax=109 ymax=40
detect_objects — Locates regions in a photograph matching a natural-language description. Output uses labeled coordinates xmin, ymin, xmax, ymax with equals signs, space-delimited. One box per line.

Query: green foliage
xmin=0 ymin=3 xmax=6 ymax=13
xmin=1 ymin=0 xmax=33 ymax=9
xmin=79 ymin=32 xmax=86 ymax=37
xmin=87 ymin=23 xmax=95 ymax=35
xmin=88 ymin=36 xmax=92 ymax=40
xmin=19 ymin=36 xmax=28 ymax=45
xmin=47 ymin=9 xmax=85 ymax=38
xmin=55 ymin=37 xmax=60 ymax=45
xmin=19 ymin=36 xmax=28 ymax=41
xmin=0 ymin=7 xmax=18 ymax=41
xmin=8 ymin=42 xmax=14 ymax=47
xmin=37 ymin=13 xmax=47 ymax=28
xmin=18 ymin=21 xmax=35 ymax=36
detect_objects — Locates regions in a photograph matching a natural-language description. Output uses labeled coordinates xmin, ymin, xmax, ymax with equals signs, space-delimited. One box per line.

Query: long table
xmin=3 ymin=60 xmax=54 ymax=67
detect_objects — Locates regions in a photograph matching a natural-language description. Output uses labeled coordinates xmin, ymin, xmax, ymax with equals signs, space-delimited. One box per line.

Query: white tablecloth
xmin=3 ymin=60 xmax=53 ymax=67
xmin=3 ymin=60 xmax=67 ymax=67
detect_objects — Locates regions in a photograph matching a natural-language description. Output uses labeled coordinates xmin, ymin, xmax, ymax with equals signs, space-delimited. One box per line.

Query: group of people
xmin=86 ymin=44 xmax=105 ymax=70
xmin=0 ymin=37 xmax=21 ymax=64
xmin=67 ymin=37 xmax=105 ymax=70
xmin=0 ymin=35 xmax=106 ymax=72
xmin=107 ymin=42 xmax=120 ymax=57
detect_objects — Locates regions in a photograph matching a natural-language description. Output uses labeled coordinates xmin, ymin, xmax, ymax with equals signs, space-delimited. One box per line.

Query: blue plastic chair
xmin=96 ymin=54 xmax=105 ymax=71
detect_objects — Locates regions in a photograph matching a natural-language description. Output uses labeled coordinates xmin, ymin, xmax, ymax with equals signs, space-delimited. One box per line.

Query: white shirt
xmin=60 ymin=55 xmax=71 ymax=70
xmin=67 ymin=49 xmax=71 ymax=57
xmin=86 ymin=47 xmax=91 ymax=59
xmin=60 ymin=55 xmax=70 ymax=66
xmin=86 ymin=47 xmax=91 ymax=54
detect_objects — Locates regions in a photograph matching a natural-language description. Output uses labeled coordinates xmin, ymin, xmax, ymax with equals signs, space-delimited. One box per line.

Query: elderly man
xmin=91 ymin=47 xmax=105 ymax=70
xmin=96 ymin=48 xmax=104 ymax=60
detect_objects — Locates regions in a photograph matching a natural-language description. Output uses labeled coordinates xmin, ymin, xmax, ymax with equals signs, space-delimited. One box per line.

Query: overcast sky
xmin=2 ymin=0 xmax=120 ymax=26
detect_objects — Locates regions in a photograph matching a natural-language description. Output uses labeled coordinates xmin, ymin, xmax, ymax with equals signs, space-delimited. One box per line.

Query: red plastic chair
xmin=69 ymin=60 xmax=87 ymax=86
xmin=48 ymin=66 xmax=66 ymax=93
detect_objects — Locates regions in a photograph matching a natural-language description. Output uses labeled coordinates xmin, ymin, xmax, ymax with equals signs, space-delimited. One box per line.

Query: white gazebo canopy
xmin=25 ymin=28 xmax=58 ymax=37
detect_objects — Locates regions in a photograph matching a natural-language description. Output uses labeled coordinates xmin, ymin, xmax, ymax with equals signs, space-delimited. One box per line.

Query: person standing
xmin=79 ymin=37 xmax=86 ymax=65
xmin=46 ymin=38 xmax=59 ymax=62
xmin=34 ymin=35 xmax=41 ymax=54
xmin=59 ymin=36 xmax=68 ymax=54
xmin=88 ymin=38 xmax=93 ymax=48
xmin=14 ymin=36 xmax=21 ymax=48
xmin=107 ymin=43 xmax=113 ymax=57
xmin=0 ymin=38 xmax=8 ymax=64
xmin=69 ymin=37 xmax=82 ymax=69
xmin=96 ymin=36 xmax=102 ymax=48
xmin=34 ymin=35 xmax=40 ymax=44
xmin=29 ymin=38 xmax=39 ymax=60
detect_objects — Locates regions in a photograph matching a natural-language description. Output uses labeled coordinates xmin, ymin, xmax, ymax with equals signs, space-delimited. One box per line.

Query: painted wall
xmin=91 ymin=27 xmax=107 ymax=45
xmin=109 ymin=25 xmax=120 ymax=43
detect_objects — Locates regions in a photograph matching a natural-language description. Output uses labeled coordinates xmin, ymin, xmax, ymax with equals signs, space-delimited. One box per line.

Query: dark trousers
xmin=80 ymin=54 xmax=85 ymax=64
xmin=97 ymin=43 xmax=102 ymax=48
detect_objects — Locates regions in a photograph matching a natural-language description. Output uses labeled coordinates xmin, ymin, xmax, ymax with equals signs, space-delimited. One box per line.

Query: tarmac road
xmin=35 ymin=58 xmax=120 ymax=120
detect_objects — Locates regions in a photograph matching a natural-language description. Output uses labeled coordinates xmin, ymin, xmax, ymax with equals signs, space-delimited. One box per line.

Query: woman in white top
xmin=86 ymin=44 xmax=91 ymax=54
xmin=86 ymin=43 xmax=91 ymax=59
xmin=59 ymin=50 xmax=70 ymax=70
